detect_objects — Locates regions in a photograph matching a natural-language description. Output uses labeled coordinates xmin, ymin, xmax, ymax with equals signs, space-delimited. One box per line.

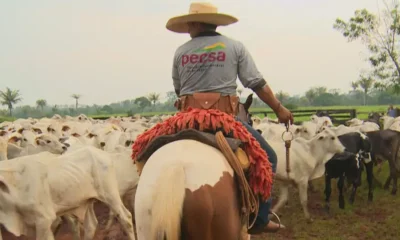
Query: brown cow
xmin=367 ymin=129 xmax=400 ymax=195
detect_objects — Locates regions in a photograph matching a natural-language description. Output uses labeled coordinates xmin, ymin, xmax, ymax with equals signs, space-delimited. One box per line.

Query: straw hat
xmin=166 ymin=2 xmax=238 ymax=33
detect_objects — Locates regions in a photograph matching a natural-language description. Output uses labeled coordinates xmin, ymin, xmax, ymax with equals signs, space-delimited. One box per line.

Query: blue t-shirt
xmin=388 ymin=109 xmax=396 ymax=117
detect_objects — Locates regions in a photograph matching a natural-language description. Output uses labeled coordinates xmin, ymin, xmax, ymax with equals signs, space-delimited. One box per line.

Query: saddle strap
xmin=178 ymin=92 xmax=239 ymax=116
xmin=214 ymin=131 xmax=259 ymax=229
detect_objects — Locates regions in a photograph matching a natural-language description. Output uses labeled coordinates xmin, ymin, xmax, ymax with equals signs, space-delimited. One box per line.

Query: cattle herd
xmin=0 ymin=111 xmax=399 ymax=239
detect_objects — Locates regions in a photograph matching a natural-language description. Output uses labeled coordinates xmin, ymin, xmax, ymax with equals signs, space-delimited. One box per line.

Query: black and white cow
xmin=324 ymin=131 xmax=372 ymax=211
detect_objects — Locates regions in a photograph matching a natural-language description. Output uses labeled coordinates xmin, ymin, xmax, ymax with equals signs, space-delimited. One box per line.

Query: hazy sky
xmin=0 ymin=0 xmax=382 ymax=107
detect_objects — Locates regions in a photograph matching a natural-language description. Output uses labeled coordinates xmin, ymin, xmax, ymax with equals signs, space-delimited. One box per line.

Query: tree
xmin=357 ymin=75 xmax=375 ymax=105
xmin=315 ymin=86 xmax=327 ymax=95
xmin=351 ymin=81 xmax=359 ymax=92
xmin=36 ymin=99 xmax=47 ymax=112
xmin=0 ymin=87 xmax=22 ymax=116
xmin=305 ymin=88 xmax=317 ymax=105
xmin=52 ymin=105 xmax=58 ymax=113
xmin=166 ymin=91 xmax=177 ymax=103
xmin=71 ymin=94 xmax=81 ymax=110
xmin=134 ymin=96 xmax=151 ymax=111
xmin=147 ymin=92 xmax=160 ymax=107
xmin=334 ymin=1 xmax=400 ymax=91
xmin=275 ymin=91 xmax=289 ymax=103
xmin=101 ymin=105 xmax=113 ymax=114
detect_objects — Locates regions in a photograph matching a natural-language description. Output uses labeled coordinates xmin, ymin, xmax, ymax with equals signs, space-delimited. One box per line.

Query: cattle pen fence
xmin=250 ymin=109 xmax=357 ymax=125
xmin=89 ymin=108 xmax=358 ymax=125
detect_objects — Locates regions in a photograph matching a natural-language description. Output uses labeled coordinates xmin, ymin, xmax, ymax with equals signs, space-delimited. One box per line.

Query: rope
xmin=281 ymin=122 xmax=293 ymax=180
xmin=215 ymin=131 xmax=259 ymax=229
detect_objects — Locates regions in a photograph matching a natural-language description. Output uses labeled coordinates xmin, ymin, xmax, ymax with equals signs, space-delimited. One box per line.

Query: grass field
xmin=253 ymin=163 xmax=399 ymax=240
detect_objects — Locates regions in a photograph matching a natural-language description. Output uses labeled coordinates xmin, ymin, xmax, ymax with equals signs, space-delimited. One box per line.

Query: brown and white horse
xmin=133 ymin=95 xmax=255 ymax=240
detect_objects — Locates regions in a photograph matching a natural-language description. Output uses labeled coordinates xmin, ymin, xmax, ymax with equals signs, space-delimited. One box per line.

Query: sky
xmin=0 ymin=0 xmax=383 ymax=107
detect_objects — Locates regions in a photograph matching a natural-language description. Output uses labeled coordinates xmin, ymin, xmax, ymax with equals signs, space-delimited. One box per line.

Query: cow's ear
xmin=0 ymin=177 xmax=10 ymax=193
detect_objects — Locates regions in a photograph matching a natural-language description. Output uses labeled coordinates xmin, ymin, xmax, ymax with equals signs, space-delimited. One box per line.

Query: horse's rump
xmin=134 ymin=140 xmax=244 ymax=240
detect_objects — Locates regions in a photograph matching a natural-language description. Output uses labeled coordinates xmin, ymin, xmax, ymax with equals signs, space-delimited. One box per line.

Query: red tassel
xmin=131 ymin=108 xmax=273 ymax=201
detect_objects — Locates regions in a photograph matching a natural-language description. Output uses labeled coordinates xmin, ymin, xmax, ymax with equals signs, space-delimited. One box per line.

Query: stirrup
xmin=269 ymin=211 xmax=281 ymax=225
xmin=269 ymin=211 xmax=285 ymax=230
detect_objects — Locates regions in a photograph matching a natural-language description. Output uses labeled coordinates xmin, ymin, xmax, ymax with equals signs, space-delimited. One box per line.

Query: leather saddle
xmin=135 ymin=129 xmax=250 ymax=173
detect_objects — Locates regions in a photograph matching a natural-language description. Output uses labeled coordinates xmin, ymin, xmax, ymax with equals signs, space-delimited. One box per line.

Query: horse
xmin=133 ymin=94 xmax=259 ymax=240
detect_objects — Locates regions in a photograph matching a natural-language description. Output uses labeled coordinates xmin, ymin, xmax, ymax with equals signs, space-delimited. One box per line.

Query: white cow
xmin=310 ymin=114 xmax=333 ymax=129
xmin=0 ymin=152 xmax=60 ymax=240
xmin=293 ymin=121 xmax=318 ymax=140
xmin=346 ymin=118 xmax=380 ymax=132
xmin=7 ymin=134 xmax=67 ymax=159
xmin=270 ymin=128 xmax=346 ymax=220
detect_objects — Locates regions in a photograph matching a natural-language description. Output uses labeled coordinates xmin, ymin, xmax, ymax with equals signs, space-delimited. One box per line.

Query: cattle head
xmin=0 ymin=130 xmax=8 ymax=137
xmin=35 ymin=134 xmax=67 ymax=154
xmin=314 ymin=129 xmax=345 ymax=156
xmin=8 ymin=135 xmax=22 ymax=145
xmin=297 ymin=122 xmax=318 ymax=140
xmin=32 ymin=127 xmax=43 ymax=135
xmin=87 ymin=127 xmax=116 ymax=150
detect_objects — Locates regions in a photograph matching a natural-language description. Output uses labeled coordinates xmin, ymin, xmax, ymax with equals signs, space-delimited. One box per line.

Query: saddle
xmin=135 ymin=129 xmax=250 ymax=175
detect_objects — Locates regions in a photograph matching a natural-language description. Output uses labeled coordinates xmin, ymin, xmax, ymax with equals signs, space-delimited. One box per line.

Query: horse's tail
xmin=150 ymin=164 xmax=186 ymax=240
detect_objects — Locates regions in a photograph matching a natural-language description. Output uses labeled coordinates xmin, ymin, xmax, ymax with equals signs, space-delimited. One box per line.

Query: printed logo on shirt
xmin=181 ymin=42 xmax=226 ymax=67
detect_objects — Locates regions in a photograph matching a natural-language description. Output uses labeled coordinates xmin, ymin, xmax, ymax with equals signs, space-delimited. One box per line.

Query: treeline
xmin=2 ymin=86 xmax=400 ymax=119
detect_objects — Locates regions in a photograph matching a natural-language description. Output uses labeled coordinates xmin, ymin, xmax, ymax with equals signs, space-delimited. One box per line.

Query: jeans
xmin=237 ymin=119 xmax=277 ymax=229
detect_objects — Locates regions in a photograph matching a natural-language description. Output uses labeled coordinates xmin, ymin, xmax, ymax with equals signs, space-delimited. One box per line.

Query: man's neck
xmin=193 ymin=31 xmax=221 ymax=38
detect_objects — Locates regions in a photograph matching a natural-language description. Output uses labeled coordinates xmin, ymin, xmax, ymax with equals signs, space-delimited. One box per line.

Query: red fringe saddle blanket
xmin=131 ymin=108 xmax=273 ymax=201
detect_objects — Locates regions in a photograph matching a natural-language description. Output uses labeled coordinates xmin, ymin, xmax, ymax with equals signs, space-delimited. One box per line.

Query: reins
xmin=281 ymin=121 xmax=293 ymax=180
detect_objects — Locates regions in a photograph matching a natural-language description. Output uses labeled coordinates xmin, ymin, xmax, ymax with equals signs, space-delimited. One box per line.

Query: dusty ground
xmin=252 ymin=163 xmax=400 ymax=240
xmin=2 ymin=164 xmax=400 ymax=240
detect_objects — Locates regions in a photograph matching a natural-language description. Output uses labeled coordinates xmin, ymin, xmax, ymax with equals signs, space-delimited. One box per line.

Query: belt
xmin=175 ymin=92 xmax=239 ymax=116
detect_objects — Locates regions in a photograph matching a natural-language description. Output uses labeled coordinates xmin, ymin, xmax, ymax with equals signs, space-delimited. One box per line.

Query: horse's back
xmin=135 ymin=139 xmax=242 ymax=240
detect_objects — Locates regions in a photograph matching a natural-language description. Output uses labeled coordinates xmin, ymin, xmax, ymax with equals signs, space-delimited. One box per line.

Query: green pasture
xmin=253 ymin=161 xmax=399 ymax=240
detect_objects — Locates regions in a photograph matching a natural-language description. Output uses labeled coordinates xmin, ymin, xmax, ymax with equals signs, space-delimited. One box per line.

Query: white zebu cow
xmin=0 ymin=152 xmax=57 ymax=240
xmin=270 ymin=128 xmax=347 ymax=221
xmin=0 ymin=146 xmax=135 ymax=240
xmin=311 ymin=114 xmax=333 ymax=129
xmin=346 ymin=118 xmax=380 ymax=132
xmin=7 ymin=134 xmax=67 ymax=159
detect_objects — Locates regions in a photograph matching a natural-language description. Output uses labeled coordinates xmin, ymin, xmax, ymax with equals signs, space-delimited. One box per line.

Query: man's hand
xmin=276 ymin=104 xmax=294 ymax=125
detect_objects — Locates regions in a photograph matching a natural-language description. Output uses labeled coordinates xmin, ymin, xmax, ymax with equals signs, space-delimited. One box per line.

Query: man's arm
xmin=253 ymin=85 xmax=281 ymax=113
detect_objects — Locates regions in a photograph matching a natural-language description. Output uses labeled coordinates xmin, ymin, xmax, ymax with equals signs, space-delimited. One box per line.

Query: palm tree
xmin=147 ymin=92 xmax=160 ymax=107
xmin=0 ymin=87 xmax=22 ymax=116
xmin=71 ymin=94 xmax=81 ymax=110
xmin=357 ymin=76 xmax=374 ymax=105
xmin=36 ymin=99 xmax=47 ymax=112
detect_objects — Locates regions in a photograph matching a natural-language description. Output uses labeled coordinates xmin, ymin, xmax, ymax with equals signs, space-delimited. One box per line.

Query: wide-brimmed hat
xmin=166 ymin=2 xmax=238 ymax=33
